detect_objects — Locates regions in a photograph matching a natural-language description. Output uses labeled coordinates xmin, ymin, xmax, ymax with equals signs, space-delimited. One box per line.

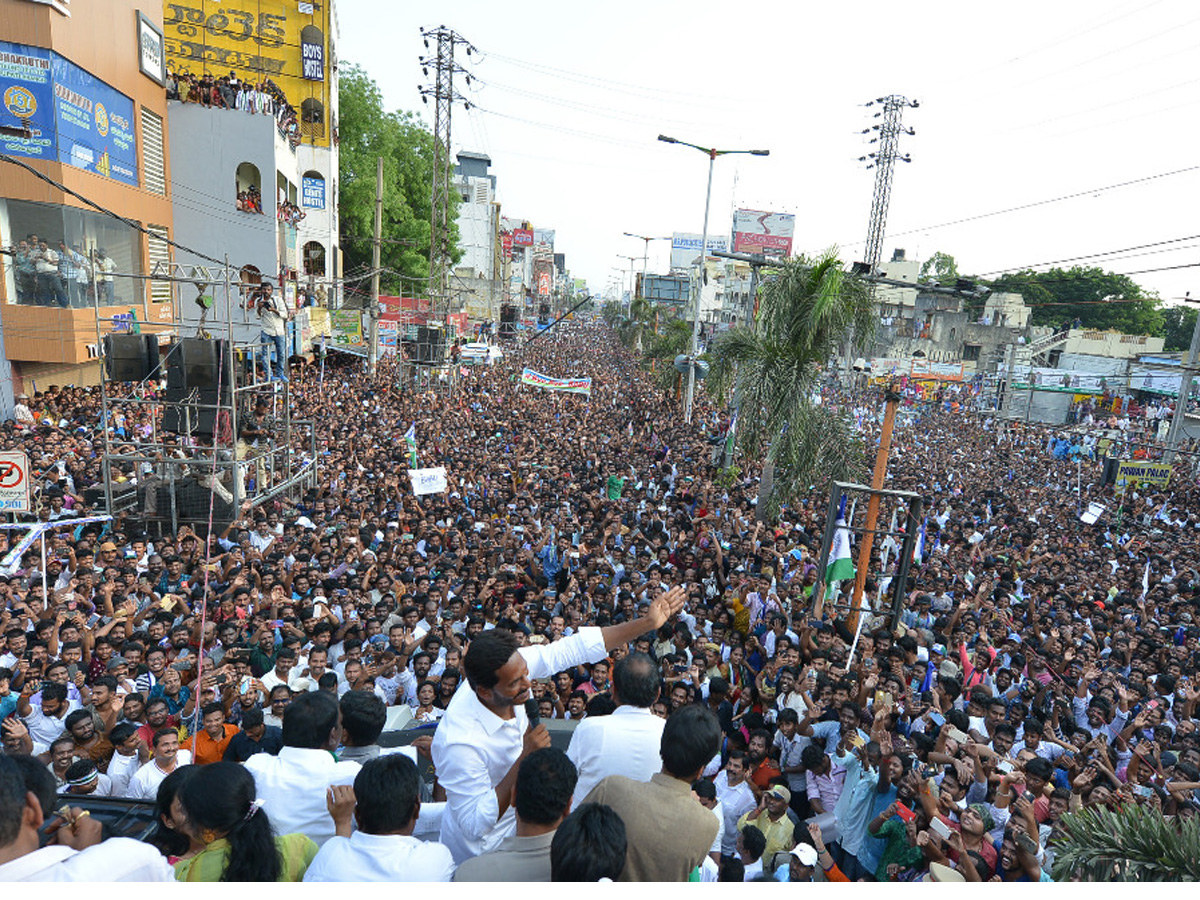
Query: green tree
xmin=987 ymin=266 xmax=1163 ymax=335
xmin=600 ymin=299 xmax=623 ymax=327
xmin=1162 ymin=305 xmax=1198 ymax=353
xmin=1051 ymin=804 xmax=1200 ymax=881
xmin=642 ymin=317 xmax=693 ymax=392
xmin=338 ymin=64 xmax=460 ymax=298
xmin=919 ymin=251 xmax=960 ymax=285
xmin=706 ymin=251 xmax=876 ymax=517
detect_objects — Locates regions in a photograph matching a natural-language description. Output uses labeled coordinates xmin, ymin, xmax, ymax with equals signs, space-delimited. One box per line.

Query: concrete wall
xmin=168 ymin=103 xmax=292 ymax=341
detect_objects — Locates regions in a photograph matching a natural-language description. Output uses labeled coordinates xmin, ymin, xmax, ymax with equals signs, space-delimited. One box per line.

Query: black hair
xmin=65 ymin=709 xmax=92 ymax=732
xmin=0 ymin=755 xmax=29 ymax=847
xmin=63 ymin=758 xmax=98 ymax=785
xmin=740 ymin=824 xmax=766 ymax=862
xmin=463 ymin=628 xmax=520 ymax=690
xmin=201 ymin=702 xmax=224 ymax=720
xmin=8 ymin=753 xmax=56 ymax=819
xmin=515 ymin=748 xmax=577 ymax=826
xmin=339 ymin=691 xmax=386 ymax=746
xmin=801 ymin=744 xmax=825 ymax=770
xmin=281 ymin=690 xmax=340 ymax=749
xmin=92 ymin=674 xmax=118 ymax=693
xmin=612 ymin=651 xmax=659 ymax=708
xmin=692 ymin=777 xmax=716 ymax=801
xmin=719 ymin=858 xmax=745 ymax=882
xmin=1025 ymin=757 xmax=1054 ymax=782
xmin=660 ymin=704 xmax=721 ymax=779
xmin=587 ymin=694 xmax=616 ymax=717
xmin=353 ymin=754 xmax=421 ymax=834
xmin=41 ymin=682 xmax=68 ymax=704
xmin=778 ymin=708 xmax=800 ymax=725
xmin=179 ymin=762 xmax=281 ymax=881
xmin=240 ymin=706 xmax=264 ymax=729
xmin=550 ymin=802 xmax=628 ymax=882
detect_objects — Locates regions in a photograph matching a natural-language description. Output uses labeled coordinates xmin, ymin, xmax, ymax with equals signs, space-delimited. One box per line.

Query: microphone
xmin=524 ymin=696 xmax=541 ymax=728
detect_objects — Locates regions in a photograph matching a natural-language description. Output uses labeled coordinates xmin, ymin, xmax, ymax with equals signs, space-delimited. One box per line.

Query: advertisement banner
xmin=0 ymin=41 xmax=138 ymax=186
xmin=51 ymin=52 xmax=138 ymax=185
xmin=331 ymin=309 xmax=364 ymax=346
xmin=521 ymin=367 xmax=592 ymax=396
xmin=533 ymin=228 xmax=555 ymax=248
xmin=670 ymin=232 xmax=728 ymax=271
xmin=732 ymin=208 xmax=795 ymax=256
xmin=537 ymin=272 xmax=551 ymax=297
xmin=512 ymin=228 xmax=533 ymax=247
xmin=0 ymin=43 xmax=55 ymax=161
xmin=1116 ymin=460 xmax=1171 ymax=490
xmin=301 ymin=175 xmax=325 ymax=208
xmin=501 ymin=231 xmax=513 ymax=259
xmin=378 ymin=320 xmax=397 ymax=355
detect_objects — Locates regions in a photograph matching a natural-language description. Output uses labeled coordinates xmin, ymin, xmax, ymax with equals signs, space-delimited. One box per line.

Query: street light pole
xmin=658 ymin=135 xmax=768 ymax=425
xmin=623 ymin=232 xmax=671 ymax=304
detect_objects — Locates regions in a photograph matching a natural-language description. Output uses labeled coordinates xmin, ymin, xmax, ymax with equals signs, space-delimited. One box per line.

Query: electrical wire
xmin=974 ymin=234 xmax=1200 ymax=278
xmin=846 ymin=164 xmax=1200 ymax=250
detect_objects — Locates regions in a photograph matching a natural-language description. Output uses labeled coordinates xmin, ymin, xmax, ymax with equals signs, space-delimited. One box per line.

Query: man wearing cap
xmin=737 ymin=784 xmax=797 ymax=868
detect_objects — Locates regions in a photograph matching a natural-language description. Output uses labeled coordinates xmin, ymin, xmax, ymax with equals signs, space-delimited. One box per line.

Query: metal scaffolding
xmin=92 ymin=258 xmax=317 ymax=537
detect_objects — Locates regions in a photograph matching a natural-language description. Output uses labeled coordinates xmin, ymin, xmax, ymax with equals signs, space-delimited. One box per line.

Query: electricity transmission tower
xmin=419 ymin=26 xmax=476 ymax=317
xmin=859 ymin=95 xmax=918 ymax=273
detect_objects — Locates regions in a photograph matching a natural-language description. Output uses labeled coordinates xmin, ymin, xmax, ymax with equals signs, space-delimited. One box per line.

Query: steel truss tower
xmin=419 ymin=26 xmax=476 ymax=317
xmin=860 ymin=95 xmax=917 ymax=273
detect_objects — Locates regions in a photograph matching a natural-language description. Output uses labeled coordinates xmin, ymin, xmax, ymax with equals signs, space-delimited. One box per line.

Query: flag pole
xmin=848 ymin=382 xmax=901 ymax=635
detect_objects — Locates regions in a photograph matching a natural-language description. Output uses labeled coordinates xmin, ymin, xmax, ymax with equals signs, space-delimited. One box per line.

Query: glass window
xmin=4 ymin=198 xmax=141 ymax=308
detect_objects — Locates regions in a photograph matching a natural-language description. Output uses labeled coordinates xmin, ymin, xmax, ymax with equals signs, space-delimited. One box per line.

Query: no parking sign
xmin=0 ymin=452 xmax=30 ymax=512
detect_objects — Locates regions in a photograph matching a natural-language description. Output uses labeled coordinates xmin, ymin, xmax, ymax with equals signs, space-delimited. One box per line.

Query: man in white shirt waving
xmin=433 ymin=584 xmax=686 ymax=863
xmin=567 ymin=650 xmax=665 ymax=803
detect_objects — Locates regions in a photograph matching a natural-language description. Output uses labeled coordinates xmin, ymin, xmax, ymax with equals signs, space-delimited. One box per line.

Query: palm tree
xmin=1050 ymin=804 xmax=1200 ymax=881
xmin=705 ymin=250 xmax=876 ymax=518
xmin=642 ymin=317 xmax=693 ymax=392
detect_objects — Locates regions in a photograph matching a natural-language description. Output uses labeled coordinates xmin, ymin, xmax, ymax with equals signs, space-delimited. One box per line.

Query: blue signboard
xmin=0 ymin=43 xmax=56 ymax=161
xmin=302 ymin=175 xmax=325 ymax=209
xmin=0 ymin=41 xmax=138 ymax=187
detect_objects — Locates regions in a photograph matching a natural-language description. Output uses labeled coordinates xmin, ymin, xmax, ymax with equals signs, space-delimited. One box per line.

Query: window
xmin=3 ymin=198 xmax=141 ymax=307
xmin=301 ymin=98 xmax=325 ymax=139
xmin=141 ymin=108 xmax=166 ymax=196
xmin=962 ymin=344 xmax=981 ymax=362
xmin=303 ymin=241 xmax=326 ymax=276
xmin=236 ymin=162 xmax=263 ymax=213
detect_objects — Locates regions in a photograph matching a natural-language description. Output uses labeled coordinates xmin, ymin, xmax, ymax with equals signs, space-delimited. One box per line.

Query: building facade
xmin=0 ymin=0 xmax=177 ymax=405
xmin=162 ymin=0 xmax=339 ymax=342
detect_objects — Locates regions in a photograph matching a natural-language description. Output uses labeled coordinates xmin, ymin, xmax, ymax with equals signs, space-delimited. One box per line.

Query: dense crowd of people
xmin=1 ymin=319 xmax=1199 ymax=882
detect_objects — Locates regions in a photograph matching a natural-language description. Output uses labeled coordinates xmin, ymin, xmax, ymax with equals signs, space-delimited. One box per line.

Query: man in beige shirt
xmin=582 ymin=703 xmax=721 ymax=881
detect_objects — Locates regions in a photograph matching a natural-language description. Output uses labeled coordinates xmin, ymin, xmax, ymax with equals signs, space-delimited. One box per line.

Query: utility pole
xmin=1165 ymin=296 xmax=1200 ymax=461
xmin=853 ymin=95 xmax=917 ymax=375
xmin=367 ymin=155 xmax=383 ymax=378
xmin=420 ymin=26 xmax=476 ymax=326
xmin=847 ymin=383 xmax=901 ymax=634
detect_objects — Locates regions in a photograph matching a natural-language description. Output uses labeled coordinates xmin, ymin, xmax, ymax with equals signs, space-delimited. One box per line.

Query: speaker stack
xmin=499 ymin=304 xmax=518 ymax=339
xmin=161 ymin=338 xmax=234 ymax=437
xmin=404 ymin=325 xmax=447 ymax=364
xmin=103 ymin=334 xmax=161 ymax=382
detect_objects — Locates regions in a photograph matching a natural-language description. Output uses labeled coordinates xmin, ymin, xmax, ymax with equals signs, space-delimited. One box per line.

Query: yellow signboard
xmin=1116 ymin=460 xmax=1171 ymax=490
xmin=163 ymin=0 xmax=331 ymax=146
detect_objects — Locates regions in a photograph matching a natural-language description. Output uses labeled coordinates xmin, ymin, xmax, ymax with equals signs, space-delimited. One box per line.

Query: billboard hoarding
xmin=512 ymin=228 xmax=533 ymax=247
xmin=732 ymin=209 xmax=795 ymax=256
xmin=301 ymin=175 xmax=325 ymax=208
xmin=0 ymin=41 xmax=138 ymax=186
xmin=670 ymin=232 xmax=728 ymax=271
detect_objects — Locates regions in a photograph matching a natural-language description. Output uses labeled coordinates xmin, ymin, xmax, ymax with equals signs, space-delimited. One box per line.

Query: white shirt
xmin=106 ymin=751 xmax=141 ymax=798
xmin=0 ymin=839 xmax=175 ymax=881
xmin=714 ymin=771 xmax=757 ymax=856
xmin=432 ymin=626 xmax=607 ymax=863
xmin=127 ymin=752 xmax=193 ymax=801
xmin=21 ymin=704 xmax=71 ymax=749
xmin=303 ymin=831 xmax=455 ymax=882
xmin=245 ymin=746 xmax=360 ymax=847
xmin=568 ymin=705 xmax=664 ymax=804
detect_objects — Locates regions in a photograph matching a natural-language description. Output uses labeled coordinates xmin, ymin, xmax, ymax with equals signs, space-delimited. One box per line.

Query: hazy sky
xmin=338 ymin=0 xmax=1199 ymax=309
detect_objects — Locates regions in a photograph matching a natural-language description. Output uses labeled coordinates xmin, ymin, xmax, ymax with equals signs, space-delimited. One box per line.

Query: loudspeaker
xmin=412 ymin=325 xmax=446 ymax=364
xmin=163 ymin=339 xmax=234 ymax=436
xmin=1102 ymin=455 xmax=1120 ymax=486
xmin=104 ymin=333 xmax=160 ymax=382
xmin=499 ymin=304 xmax=518 ymax=338
xmin=164 ymin=338 xmax=234 ymax=392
